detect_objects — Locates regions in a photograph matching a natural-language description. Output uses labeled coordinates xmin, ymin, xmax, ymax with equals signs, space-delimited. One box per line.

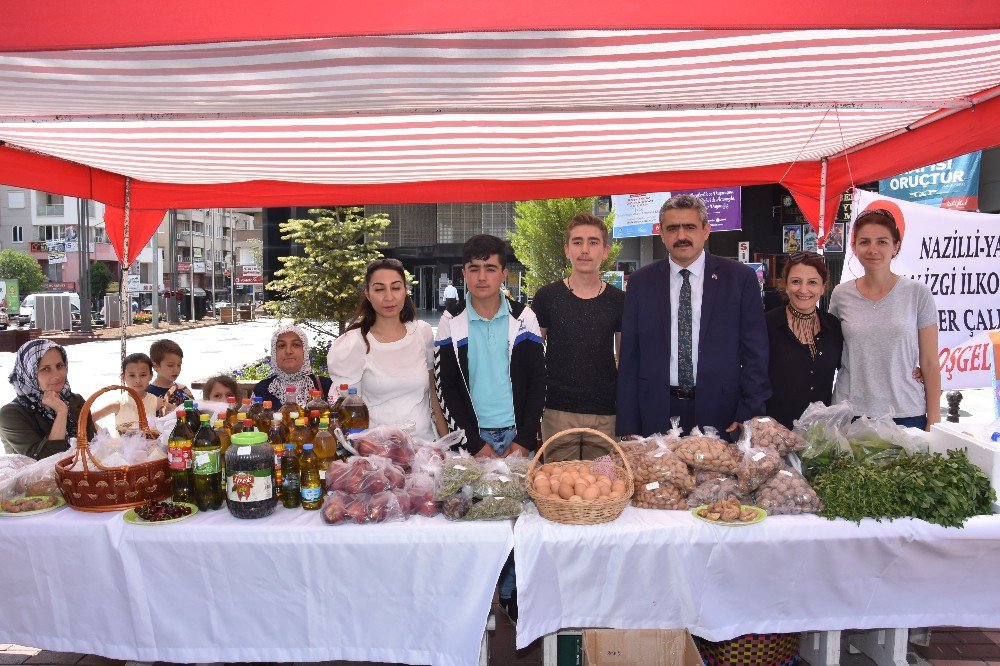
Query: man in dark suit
xmin=616 ymin=194 xmax=770 ymax=437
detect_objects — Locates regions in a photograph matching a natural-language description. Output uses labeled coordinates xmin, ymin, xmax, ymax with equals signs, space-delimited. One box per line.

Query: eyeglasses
xmin=856 ymin=208 xmax=897 ymax=226
xmin=787 ymin=251 xmax=822 ymax=263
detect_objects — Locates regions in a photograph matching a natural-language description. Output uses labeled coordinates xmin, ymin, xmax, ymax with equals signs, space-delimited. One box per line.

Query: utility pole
xmin=189 ymin=220 xmax=195 ymax=322
xmin=211 ymin=208 xmax=217 ymax=314
xmin=76 ymin=199 xmax=93 ymax=334
xmin=229 ymin=209 xmax=235 ymax=305
xmin=167 ymin=210 xmax=179 ymax=324
xmin=151 ymin=221 xmax=160 ymax=329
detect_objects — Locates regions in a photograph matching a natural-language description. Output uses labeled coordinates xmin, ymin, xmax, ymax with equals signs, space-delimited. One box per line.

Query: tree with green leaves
xmin=0 ymin=249 xmax=45 ymax=295
xmin=509 ymin=197 xmax=620 ymax=295
xmin=266 ymin=207 xmax=390 ymax=331
xmin=89 ymin=261 xmax=115 ymax=302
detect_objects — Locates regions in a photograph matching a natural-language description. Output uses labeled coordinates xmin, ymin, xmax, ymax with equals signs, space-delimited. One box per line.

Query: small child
xmin=92 ymin=353 xmax=164 ymax=430
xmin=202 ymin=375 xmax=242 ymax=403
xmin=147 ymin=339 xmax=192 ymax=406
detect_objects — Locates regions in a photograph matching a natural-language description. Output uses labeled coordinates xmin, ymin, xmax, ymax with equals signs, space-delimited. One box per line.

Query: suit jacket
xmin=616 ymin=252 xmax=771 ymax=436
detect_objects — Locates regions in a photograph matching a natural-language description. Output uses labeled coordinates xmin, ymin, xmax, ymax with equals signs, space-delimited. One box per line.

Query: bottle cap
xmin=184 ymin=400 xmax=193 ymax=407
xmin=295 ymin=418 xmax=306 ymax=426
xmin=200 ymin=414 xmax=209 ymax=421
xmin=284 ymin=442 xmax=295 ymax=450
xmin=263 ymin=401 xmax=272 ymax=408
xmin=339 ymin=384 xmax=348 ymax=390
xmin=231 ymin=431 xmax=268 ymax=446
xmin=242 ymin=398 xmax=251 ymax=405
xmin=243 ymin=419 xmax=253 ymax=426
xmin=227 ymin=397 xmax=236 ymax=404
xmin=177 ymin=409 xmax=186 ymax=417
xmin=214 ymin=420 xmax=225 ymax=427
xmin=303 ymin=443 xmax=314 ymax=451
xmin=310 ymin=410 xmax=320 ymax=416
xmin=252 ymin=396 xmax=263 ymax=403
xmin=348 ymin=387 xmax=357 ymax=394
xmin=319 ymin=419 xmax=329 ymax=426
xmin=273 ymin=413 xmax=282 ymax=421
xmin=192 ymin=403 xmax=199 ymax=409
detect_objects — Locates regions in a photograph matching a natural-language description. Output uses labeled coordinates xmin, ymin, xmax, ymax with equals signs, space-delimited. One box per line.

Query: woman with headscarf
xmin=251 ymin=324 xmax=333 ymax=408
xmin=0 ymin=339 xmax=96 ymax=459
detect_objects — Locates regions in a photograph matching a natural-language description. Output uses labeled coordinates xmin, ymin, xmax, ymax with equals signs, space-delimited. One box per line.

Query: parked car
xmin=0 ymin=307 xmax=9 ymax=330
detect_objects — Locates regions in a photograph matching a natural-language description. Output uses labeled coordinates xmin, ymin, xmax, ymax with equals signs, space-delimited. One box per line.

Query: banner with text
xmin=611 ymin=187 xmax=741 ymax=238
xmin=844 ymin=189 xmax=1000 ymax=389
xmin=878 ymin=151 xmax=982 ymax=211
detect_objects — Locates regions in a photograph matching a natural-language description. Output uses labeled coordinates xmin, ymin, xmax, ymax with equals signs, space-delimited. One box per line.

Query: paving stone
xmin=958 ymin=645 xmax=1000 ymax=660
xmin=957 ymin=632 xmax=996 ymax=645
xmin=23 ymin=652 xmax=84 ymax=665
xmin=985 ymin=633 xmax=1000 ymax=646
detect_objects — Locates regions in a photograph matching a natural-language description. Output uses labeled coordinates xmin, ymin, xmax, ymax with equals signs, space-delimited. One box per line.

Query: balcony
xmin=36 ymin=204 xmax=65 ymax=216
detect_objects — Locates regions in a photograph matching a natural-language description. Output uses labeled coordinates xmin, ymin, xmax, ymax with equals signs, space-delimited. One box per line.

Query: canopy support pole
xmin=818 ymin=157 xmax=828 ymax=252
xmin=119 ymin=178 xmax=131 ymax=370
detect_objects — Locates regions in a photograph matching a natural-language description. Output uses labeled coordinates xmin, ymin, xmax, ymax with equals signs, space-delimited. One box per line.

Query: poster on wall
xmin=878 ymin=151 xmax=982 ymax=211
xmin=47 ymin=241 xmax=66 ymax=265
xmin=824 ymin=223 xmax=846 ymax=253
xmin=802 ymin=226 xmax=818 ymax=252
xmin=611 ymin=187 xmax=741 ymax=238
xmin=781 ymin=225 xmax=802 ymax=253
xmin=844 ymin=189 xmax=1000 ymax=390
xmin=0 ymin=279 xmax=20 ymax=311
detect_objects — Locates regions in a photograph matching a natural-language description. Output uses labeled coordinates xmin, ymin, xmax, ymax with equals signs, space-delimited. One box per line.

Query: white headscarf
xmin=266 ymin=324 xmax=315 ymax=405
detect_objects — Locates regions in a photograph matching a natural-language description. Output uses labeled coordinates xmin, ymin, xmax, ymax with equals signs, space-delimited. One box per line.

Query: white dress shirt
xmin=668 ymin=250 xmax=706 ymax=386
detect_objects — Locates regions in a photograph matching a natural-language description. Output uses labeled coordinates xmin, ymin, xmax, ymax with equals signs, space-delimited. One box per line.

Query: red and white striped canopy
xmin=1 ymin=2 xmax=999 ymax=262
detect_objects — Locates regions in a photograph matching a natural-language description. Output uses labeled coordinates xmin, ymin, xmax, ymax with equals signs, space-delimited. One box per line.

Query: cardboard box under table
xmin=583 ymin=629 xmax=701 ymax=666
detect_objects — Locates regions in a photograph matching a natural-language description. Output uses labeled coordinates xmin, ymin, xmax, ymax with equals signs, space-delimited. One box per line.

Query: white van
xmin=19 ymin=292 xmax=81 ymax=327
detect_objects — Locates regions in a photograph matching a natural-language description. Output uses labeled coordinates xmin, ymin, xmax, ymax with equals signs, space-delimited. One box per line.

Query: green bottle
xmin=299 ymin=443 xmax=322 ymax=510
xmin=280 ymin=443 xmax=301 ymax=509
xmin=192 ymin=414 xmax=223 ymax=511
xmin=168 ymin=410 xmax=194 ymax=503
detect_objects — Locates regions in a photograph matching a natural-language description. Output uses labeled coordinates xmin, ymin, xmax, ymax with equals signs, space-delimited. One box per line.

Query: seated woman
xmin=327 ymin=258 xmax=446 ymax=441
xmin=765 ymin=251 xmax=843 ymax=430
xmin=252 ymin=324 xmax=332 ymax=409
xmin=0 ymin=339 xmax=97 ymax=459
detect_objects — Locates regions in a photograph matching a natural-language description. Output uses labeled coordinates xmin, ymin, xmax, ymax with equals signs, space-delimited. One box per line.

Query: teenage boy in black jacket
xmin=434 ymin=234 xmax=545 ymax=623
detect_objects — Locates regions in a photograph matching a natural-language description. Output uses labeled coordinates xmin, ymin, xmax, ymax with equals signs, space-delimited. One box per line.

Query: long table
xmin=514 ymin=506 xmax=1000 ymax=649
xmin=0 ymin=504 xmax=514 ymax=666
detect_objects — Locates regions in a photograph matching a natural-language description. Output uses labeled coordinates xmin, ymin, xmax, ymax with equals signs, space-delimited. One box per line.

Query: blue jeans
xmin=480 ymin=425 xmax=517 ymax=456
xmin=893 ymin=415 xmax=928 ymax=430
xmin=481 ymin=426 xmax=518 ymax=600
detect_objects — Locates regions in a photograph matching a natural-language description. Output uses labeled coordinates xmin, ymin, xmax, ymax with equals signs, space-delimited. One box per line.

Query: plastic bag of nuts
xmin=745 ymin=416 xmax=806 ymax=455
xmin=626 ymin=433 xmax=693 ymax=492
xmin=686 ymin=475 xmax=744 ymax=508
xmin=752 ymin=466 xmax=823 ymax=515
xmin=669 ymin=427 xmax=741 ymax=473
xmin=631 ymin=480 xmax=688 ymax=510
xmin=734 ymin=428 xmax=783 ymax=494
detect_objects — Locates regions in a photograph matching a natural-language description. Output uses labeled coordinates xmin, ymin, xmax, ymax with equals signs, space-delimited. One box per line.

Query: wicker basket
xmin=55 ymin=385 xmax=171 ymax=512
xmin=525 ymin=428 xmax=634 ymax=525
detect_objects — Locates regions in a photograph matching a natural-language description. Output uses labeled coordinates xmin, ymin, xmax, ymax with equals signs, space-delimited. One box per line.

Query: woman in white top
xmin=829 ymin=208 xmax=941 ymax=431
xmin=327 ymin=258 xmax=446 ymax=441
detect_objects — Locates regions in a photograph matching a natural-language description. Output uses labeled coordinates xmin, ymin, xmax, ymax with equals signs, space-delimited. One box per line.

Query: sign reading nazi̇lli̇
xmin=844 ymin=189 xmax=1000 ymax=390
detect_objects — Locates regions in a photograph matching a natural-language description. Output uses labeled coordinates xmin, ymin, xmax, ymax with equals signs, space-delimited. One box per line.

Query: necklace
xmin=564 ymin=278 xmax=606 ymax=298
xmin=787 ymin=304 xmax=818 ymax=360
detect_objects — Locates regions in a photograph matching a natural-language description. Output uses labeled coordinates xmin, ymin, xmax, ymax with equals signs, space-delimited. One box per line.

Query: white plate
xmin=0 ymin=495 xmax=66 ymax=517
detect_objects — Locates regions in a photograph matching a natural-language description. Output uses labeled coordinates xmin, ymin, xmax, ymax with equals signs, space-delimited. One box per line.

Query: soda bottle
xmin=169 ymin=410 xmax=194 ymax=502
xmin=183 ymin=400 xmax=201 ymax=433
xmin=312 ymin=418 xmax=338 ymax=488
xmin=255 ymin=400 xmax=274 ymax=434
xmin=340 ymin=387 xmax=369 ymax=437
xmin=280 ymin=386 xmax=301 ymax=426
xmin=299 ymin=443 xmax=322 ymax=510
xmin=269 ymin=418 xmax=286 ymax=500
xmin=224 ymin=396 xmax=239 ymax=432
xmin=308 ymin=409 xmax=322 ymax=434
xmin=330 ymin=383 xmax=349 ymax=415
xmin=289 ymin=417 xmax=313 ymax=454
xmin=192 ymin=414 xmax=224 ymax=511
xmin=215 ymin=419 xmax=231 ymax=494
xmin=280 ymin=443 xmax=301 ymax=509
xmin=247 ymin=396 xmax=264 ymax=425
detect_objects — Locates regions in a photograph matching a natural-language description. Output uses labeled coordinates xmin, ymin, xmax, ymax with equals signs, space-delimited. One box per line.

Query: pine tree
xmin=509 ymin=198 xmax=620 ymax=295
xmin=266 ymin=207 xmax=390 ymax=330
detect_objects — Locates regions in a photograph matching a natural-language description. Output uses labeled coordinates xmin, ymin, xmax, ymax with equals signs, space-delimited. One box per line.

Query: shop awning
xmin=1 ymin=3 xmax=1000 ymax=264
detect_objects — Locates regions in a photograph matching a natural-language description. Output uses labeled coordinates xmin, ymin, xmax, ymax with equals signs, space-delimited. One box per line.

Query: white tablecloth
xmin=514 ymin=506 xmax=1000 ymax=648
xmin=0 ymin=505 xmax=514 ymax=666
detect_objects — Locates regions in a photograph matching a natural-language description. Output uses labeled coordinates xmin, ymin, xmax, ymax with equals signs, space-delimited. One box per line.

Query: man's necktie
xmin=678 ymin=268 xmax=694 ymax=391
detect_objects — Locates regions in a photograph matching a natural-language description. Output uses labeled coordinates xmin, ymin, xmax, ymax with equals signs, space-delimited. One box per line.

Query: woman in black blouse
xmin=765 ymin=251 xmax=843 ymax=429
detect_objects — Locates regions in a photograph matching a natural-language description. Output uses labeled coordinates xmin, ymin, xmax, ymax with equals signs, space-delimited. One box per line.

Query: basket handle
xmin=527 ymin=427 xmax=633 ymax=481
xmin=77 ymin=384 xmax=150 ymax=445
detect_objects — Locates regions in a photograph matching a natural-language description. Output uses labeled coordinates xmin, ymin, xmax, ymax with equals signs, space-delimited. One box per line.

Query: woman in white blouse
xmin=327 ymin=258 xmax=446 ymax=441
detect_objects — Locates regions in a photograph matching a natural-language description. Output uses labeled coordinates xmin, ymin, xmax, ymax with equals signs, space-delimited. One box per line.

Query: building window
xmin=44 ymin=263 xmax=61 ymax=281
xmin=37 ymin=193 xmax=65 ymax=216
xmin=7 ymin=191 xmax=25 ymax=209
xmin=41 ymin=226 xmax=63 ymax=241
xmin=11 ymin=226 xmax=23 ymax=242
